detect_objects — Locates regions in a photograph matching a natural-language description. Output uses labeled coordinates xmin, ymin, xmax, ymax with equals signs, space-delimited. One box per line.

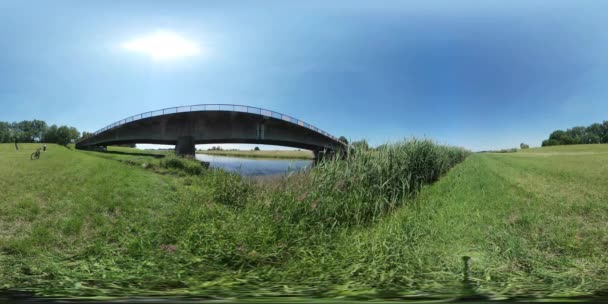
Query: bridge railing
xmin=78 ymin=104 xmax=345 ymax=145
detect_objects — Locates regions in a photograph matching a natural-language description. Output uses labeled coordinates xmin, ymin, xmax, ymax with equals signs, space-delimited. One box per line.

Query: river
xmin=195 ymin=154 xmax=313 ymax=176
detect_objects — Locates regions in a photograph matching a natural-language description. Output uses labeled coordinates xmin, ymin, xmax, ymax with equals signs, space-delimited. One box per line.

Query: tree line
xmin=542 ymin=121 xmax=608 ymax=146
xmin=0 ymin=120 xmax=81 ymax=146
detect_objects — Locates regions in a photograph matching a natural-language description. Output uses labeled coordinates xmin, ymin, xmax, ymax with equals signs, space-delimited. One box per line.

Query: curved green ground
xmin=1 ymin=143 xmax=607 ymax=299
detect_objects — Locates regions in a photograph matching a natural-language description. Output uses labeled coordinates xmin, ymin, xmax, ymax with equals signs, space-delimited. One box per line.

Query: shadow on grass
xmin=93 ymin=150 xmax=166 ymax=158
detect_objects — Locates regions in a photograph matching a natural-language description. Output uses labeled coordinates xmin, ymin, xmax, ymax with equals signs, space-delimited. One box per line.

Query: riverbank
xmin=3 ymin=142 xmax=608 ymax=299
xmin=198 ymin=149 xmax=314 ymax=159
xmin=0 ymin=141 xmax=468 ymax=298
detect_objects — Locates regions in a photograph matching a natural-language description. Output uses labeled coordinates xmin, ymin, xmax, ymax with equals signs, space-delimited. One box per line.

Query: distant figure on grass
xmin=43 ymin=144 xmax=47 ymax=152
xmin=14 ymin=138 xmax=18 ymax=151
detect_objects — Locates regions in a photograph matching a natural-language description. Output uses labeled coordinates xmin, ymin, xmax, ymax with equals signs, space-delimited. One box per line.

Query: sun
xmin=121 ymin=30 xmax=201 ymax=61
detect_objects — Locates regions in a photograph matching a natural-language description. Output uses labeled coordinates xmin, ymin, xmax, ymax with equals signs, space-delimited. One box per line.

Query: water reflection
xmin=195 ymin=154 xmax=312 ymax=176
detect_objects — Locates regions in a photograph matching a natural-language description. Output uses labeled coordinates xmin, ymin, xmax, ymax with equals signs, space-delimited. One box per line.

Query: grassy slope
xmin=0 ymin=144 xmax=183 ymax=293
xmin=198 ymin=149 xmax=314 ymax=159
xmin=326 ymin=145 xmax=608 ymax=296
xmin=84 ymin=146 xmax=170 ymax=165
xmin=106 ymin=146 xmax=168 ymax=155
xmin=1 ymin=143 xmax=607 ymax=298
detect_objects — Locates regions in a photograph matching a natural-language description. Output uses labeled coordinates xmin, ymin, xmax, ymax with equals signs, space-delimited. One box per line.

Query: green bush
xmin=205 ymin=169 xmax=251 ymax=207
xmin=160 ymin=156 xmax=204 ymax=175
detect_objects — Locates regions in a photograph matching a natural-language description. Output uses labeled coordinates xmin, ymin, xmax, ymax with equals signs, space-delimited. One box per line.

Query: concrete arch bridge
xmin=75 ymin=104 xmax=347 ymax=159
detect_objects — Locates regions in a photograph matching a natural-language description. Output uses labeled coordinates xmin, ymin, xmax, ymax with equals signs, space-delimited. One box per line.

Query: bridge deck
xmin=76 ymin=104 xmax=346 ymax=155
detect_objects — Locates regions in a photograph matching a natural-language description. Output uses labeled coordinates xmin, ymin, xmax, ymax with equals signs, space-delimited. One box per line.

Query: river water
xmin=195 ymin=154 xmax=313 ymax=176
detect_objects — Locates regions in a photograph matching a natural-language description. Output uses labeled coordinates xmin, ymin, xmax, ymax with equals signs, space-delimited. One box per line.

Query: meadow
xmin=1 ymin=142 xmax=607 ymax=300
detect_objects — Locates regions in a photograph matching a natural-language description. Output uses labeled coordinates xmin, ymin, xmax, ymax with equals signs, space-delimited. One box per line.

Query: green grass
xmin=328 ymin=148 xmax=608 ymax=297
xmin=1 ymin=142 xmax=607 ymax=300
xmin=198 ymin=149 xmax=314 ymax=159
xmin=520 ymin=143 xmax=608 ymax=154
xmin=75 ymin=146 xmax=210 ymax=176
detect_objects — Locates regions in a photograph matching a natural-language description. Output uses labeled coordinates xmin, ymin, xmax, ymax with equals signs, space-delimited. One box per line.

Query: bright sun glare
xmin=121 ymin=30 xmax=201 ymax=61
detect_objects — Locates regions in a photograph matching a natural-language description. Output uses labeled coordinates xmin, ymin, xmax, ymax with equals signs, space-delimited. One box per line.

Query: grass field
xmin=198 ymin=149 xmax=314 ymax=159
xmin=1 ymin=142 xmax=607 ymax=299
xmin=330 ymin=144 xmax=608 ymax=297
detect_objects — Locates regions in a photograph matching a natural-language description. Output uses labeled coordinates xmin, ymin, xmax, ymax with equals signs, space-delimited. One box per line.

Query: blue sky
xmin=1 ymin=0 xmax=607 ymax=151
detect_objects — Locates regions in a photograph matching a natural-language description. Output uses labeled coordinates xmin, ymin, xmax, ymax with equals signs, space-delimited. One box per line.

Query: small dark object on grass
xmin=462 ymin=256 xmax=471 ymax=282
xmin=160 ymin=244 xmax=177 ymax=253
xmin=459 ymin=255 xmax=488 ymax=300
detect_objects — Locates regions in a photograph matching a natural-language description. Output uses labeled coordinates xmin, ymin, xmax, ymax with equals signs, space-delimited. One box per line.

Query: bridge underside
xmin=76 ymin=111 xmax=345 ymax=156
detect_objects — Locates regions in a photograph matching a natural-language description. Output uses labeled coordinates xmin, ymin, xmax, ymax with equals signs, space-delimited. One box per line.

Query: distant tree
xmin=9 ymin=122 xmax=21 ymax=142
xmin=54 ymin=125 xmax=80 ymax=146
xmin=520 ymin=143 xmax=530 ymax=149
xmin=543 ymin=120 xmax=608 ymax=146
xmin=0 ymin=120 xmax=81 ymax=145
xmin=0 ymin=122 xmax=10 ymax=143
xmin=548 ymin=130 xmax=565 ymax=145
xmin=32 ymin=120 xmax=48 ymax=142
xmin=542 ymin=139 xmax=560 ymax=147
xmin=254 ymin=146 xmax=260 ymax=151
xmin=44 ymin=125 xmax=58 ymax=143
xmin=16 ymin=119 xmax=47 ymax=142
xmin=601 ymin=121 xmax=608 ymax=143
xmin=587 ymin=123 xmax=603 ymax=142
xmin=55 ymin=126 xmax=71 ymax=146
xmin=569 ymin=126 xmax=587 ymax=143
xmin=80 ymin=131 xmax=93 ymax=139
xmin=68 ymin=127 xmax=80 ymax=142
xmin=585 ymin=133 xmax=601 ymax=144
xmin=14 ymin=121 xmax=28 ymax=142
xmin=1 ymin=120 xmax=46 ymax=142
xmin=338 ymin=136 xmax=348 ymax=145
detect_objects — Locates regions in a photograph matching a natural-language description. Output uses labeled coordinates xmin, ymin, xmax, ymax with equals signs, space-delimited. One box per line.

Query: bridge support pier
xmin=175 ymin=136 xmax=196 ymax=156
xmin=313 ymin=149 xmax=347 ymax=164
xmin=313 ymin=150 xmax=330 ymax=165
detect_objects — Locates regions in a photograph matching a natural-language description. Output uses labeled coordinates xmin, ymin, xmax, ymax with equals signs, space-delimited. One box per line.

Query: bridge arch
xmin=76 ymin=104 xmax=346 ymax=156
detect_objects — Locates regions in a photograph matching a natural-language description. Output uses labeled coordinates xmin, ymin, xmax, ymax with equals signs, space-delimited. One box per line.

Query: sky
xmin=1 ymin=0 xmax=607 ymax=151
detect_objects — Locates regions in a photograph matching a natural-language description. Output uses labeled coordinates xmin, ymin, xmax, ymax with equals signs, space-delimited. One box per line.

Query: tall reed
xmin=263 ymin=139 xmax=470 ymax=229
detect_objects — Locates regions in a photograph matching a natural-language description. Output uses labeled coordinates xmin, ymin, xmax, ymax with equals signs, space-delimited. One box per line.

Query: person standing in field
xmin=43 ymin=144 xmax=47 ymax=152
xmin=14 ymin=138 xmax=18 ymax=151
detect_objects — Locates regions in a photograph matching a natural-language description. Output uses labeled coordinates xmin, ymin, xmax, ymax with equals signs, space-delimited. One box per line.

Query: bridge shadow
xmin=94 ymin=150 xmax=167 ymax=158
